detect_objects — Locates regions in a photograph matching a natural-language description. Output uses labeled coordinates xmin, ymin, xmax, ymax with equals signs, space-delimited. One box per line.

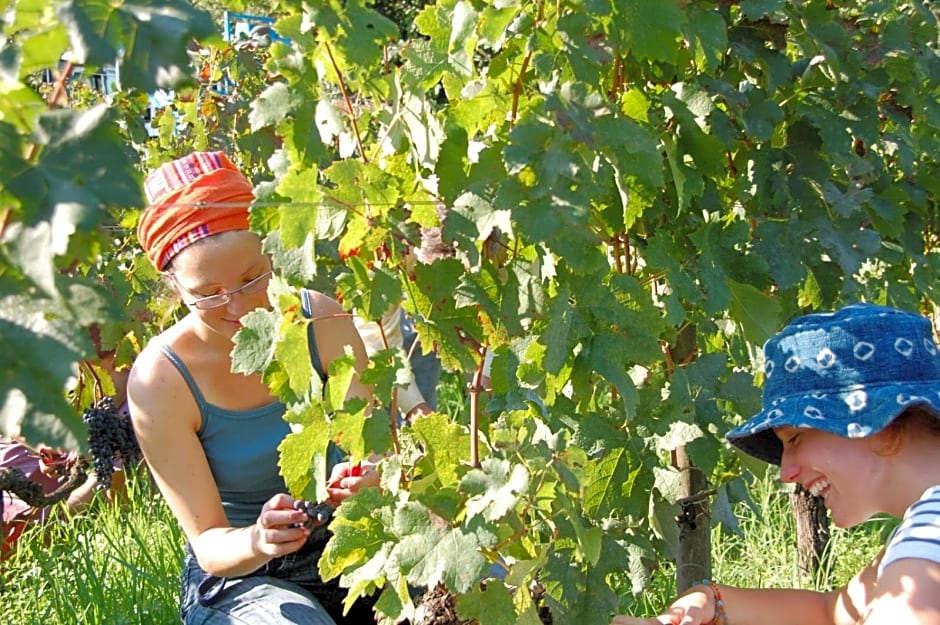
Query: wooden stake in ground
xmin=790 ymin=484 xmax=830 ymax=579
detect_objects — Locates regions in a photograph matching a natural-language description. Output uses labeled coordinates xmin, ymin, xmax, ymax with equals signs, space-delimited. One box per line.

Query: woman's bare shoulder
xmin=127 ymin=330 xmax=194 ymax=421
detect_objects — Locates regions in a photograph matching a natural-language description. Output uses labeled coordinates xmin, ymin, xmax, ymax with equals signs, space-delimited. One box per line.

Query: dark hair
xmin=877 ymin=406 xmax=940 ymax=456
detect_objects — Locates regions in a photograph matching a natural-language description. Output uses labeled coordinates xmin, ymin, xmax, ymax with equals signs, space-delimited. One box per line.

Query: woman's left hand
xmin=326 ymin=460 xmax=380 ymax=504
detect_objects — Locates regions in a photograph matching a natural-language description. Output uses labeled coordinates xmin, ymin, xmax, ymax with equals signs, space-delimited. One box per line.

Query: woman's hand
xmin=611 ymin=585 xmax=716 ymax=625
xmin=326 ymin=460 xmax=380 ymax=504
xmin=252 ymin=493 xmax=311 ymax=557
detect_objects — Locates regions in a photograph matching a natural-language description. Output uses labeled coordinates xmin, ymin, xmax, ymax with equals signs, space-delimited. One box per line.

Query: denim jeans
xmin=179 ymin=529 xmax=376 ymax=624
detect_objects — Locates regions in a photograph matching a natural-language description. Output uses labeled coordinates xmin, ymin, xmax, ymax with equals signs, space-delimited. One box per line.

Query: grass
xmin=1 ymin=474 xmax=183 ymax=625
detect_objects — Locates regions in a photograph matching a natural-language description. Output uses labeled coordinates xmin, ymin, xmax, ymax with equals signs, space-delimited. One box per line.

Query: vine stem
xmin=323 ymin=40 xmax=368 ymax=163
xmin=46 ymin=60 xmax=74 ymax=110
xmin=468 ymin=346 xmax=488 ymax=469
xmin=611 ymin=236 xmax=623 ymax=275
xmin=23 ymin=60 xmax=76 ymax=166
xmin=509 ymin=51 xmax=532 ymax=129
xmin=510 ymin=0 xmax=545 ymax=128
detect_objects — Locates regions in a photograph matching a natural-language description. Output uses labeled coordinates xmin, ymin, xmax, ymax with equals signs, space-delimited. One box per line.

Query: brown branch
xmin=612 ymin=236 xmax=624 ymax=274
xmin=323 ymin=41 xmax=368 ymax=163
xmin=0 ymin=458 xmax=89 ymax=509
xmin=510 ymin=50 xmax=532 ymax=130
xmin=46 ymin=60 xmax=75 ymax=109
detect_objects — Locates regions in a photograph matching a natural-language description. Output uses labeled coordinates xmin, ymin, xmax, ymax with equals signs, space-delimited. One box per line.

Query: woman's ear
xmin=870 ymin=422 xmax=904 ymax=457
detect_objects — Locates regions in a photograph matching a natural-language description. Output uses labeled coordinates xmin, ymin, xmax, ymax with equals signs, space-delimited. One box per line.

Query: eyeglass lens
xmin=189 ymin=271 xmax=272 ymax=309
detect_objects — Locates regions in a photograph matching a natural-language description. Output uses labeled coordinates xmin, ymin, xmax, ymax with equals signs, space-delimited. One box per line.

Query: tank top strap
xmin=158 ymin=342 xmax=211 ymax=411
xmin=300 ymin=289 xmax=328 ymax=382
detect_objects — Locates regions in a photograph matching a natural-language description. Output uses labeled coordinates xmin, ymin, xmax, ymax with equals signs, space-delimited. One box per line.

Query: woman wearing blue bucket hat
xmin=612 ymin=303 xmax=940 ymax=625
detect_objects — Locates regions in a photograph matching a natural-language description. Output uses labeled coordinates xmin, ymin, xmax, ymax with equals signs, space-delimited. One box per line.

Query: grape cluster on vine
xmin=292 ymin=499 xmax=334 ymax=529
xmin=83 ymin=396 xmax=141 ymax=490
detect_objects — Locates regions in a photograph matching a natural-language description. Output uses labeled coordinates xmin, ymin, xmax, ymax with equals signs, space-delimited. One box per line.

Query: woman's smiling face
xmin=776 ymin=425 xmax=885 ymax=528
xmin=169 ymin=230 xmax=272 ymax=341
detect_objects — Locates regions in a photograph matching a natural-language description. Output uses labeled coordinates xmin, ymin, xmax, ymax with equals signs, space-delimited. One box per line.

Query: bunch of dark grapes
xmin=292 ymin=499 xmax=334 ymax=528
xmin=83 ymin=396 xmax=141 ymax=490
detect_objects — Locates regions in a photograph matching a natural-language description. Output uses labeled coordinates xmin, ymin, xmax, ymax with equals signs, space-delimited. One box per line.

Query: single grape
xmin=312 ymin=503 xmax=333 ymax=524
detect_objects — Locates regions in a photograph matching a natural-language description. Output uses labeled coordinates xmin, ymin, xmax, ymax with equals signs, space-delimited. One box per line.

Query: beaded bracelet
xmin=692 ymin=579 xmax=728 ymax=625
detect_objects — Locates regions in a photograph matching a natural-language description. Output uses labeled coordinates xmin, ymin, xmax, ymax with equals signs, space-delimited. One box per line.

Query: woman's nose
xmin=779 ymin=448 xmax=799 ymax=483
xmin=225 ymin=291 xmax=255 ymax=317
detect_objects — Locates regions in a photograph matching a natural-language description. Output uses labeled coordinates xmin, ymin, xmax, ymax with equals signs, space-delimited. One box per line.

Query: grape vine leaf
xmin=274 ymin=318 xmax=314 ymax=398
xmin=460 ymin=458 xmax=529 ymax=522
xmin=231 ymin=309 xmax=277 ymax=375
xmin=726 ymin=280 xmax=783 ymax=347
xmin=411 ymin=413 xmax=471 ymax=486
xmin=542 ymin=533 xmax=626 ymax=625
xmin=615 ymin=1 xmax=683 ymax=64
xmin=320 ymin=486 xmax=396 ymax=579
xmin=249 ymin=82 xmax=297 ymax=131
xmin=391 ymin=502 xmax=495 ymax=594
xmin=582 ymin=447 xmax=641 ymax=519
xmin=57 ymin=0 xmax=217 ymax=92
xmin=279 ymin=412 xmax=331 ymax=502
xmin=456 ymin=580 xmax=516 ymax=625
xmin=0 ymin=294 xmax=92 ymax=447
xmin=4 ymin=106 xmax=141 ymax=296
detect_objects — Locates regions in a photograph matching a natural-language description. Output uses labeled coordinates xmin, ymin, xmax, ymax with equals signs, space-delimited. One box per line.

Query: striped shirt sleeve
xmin=879 ymin=485 xmax=940 ymax=577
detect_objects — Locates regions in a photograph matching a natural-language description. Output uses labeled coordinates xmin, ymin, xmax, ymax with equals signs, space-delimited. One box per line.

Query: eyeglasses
xmin=173 ymin=270 xmax=273 ymax=310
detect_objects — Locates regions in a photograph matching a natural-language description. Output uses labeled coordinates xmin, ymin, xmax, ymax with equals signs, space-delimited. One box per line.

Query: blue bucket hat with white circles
xmin=726 ymin=303 xmax=940 ymax=465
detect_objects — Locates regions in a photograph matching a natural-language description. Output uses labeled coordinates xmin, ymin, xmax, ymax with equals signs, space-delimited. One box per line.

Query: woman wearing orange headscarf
xmin=128 ymin=152 xmax=376 ymax=624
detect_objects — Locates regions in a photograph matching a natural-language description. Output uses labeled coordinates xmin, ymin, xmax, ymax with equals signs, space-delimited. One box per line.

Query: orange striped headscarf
xmin=137 ymin=151 xmax=254 ymax=270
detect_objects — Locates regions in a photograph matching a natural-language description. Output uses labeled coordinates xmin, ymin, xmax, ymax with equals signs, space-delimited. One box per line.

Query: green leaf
xmin=583 ymin=448 xmax=641 ymax=519
xmin=278 ymin=417 xmax=331 ymax=502
xmin=411 ymin=412 xmax=471 ymax=486
xmin=711 ymin=482 xmax=742 ymax=535
xmin=18 ymin=25 xmax=70 ymax=76
xmin=3 ymin=107 xmax=141 ymax=296
xmin=273 ymin=317 xmax=313 ymax=398
xmin=541 ymin=532 xmax=625 ymax=625
xmin=57 ymin=0 xmax=217 ymax=92
xmin=460 ymin=458 xmax=529 ymax=522
xmin=451 ymin=192 xmax=513 ymax=247
xmin=249 ymin=82 xmax=298 ymax=131
xmin=403 ymin=258 xmax=481 ymax=372
xmin=336 ymin=257 xmax=402 ymax=321
xmin=456 ymin=581 xmax=517 ymax=625
xmin=653 ymin=421 xmax=705 ymax=453
xmin=584 ymin=331 xmax=641 ymax=417
xmin=0 ymin=293 xmax=92 ymax=448
xmin=231 ymin=309 xmax=277 ymax=375
xmin=391 ymin=502 xmax=495 ymax=594
xmin=615 ymin=0 xmax=683 ymax=64
xmin=726 ymin=280 xmax=783 ymax=347
xmin=320 ymin=487 xmax=396 ymax=579
xmin=510 ymin=192 xmax=605 ymax=275
xmin=325 ymin=347 xmax=357 ymax=413
xmin=685 ymin=6 xmax=728 ymax=72
xmin=740 ymin=0 xmax=787 ymax=20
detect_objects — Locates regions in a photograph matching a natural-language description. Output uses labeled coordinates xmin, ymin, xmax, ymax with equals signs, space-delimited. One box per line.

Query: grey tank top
xmin=159 ymin=343 xmax=291 ymax=527
xmin=158 ymin=290 xmax=331 ymax=527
